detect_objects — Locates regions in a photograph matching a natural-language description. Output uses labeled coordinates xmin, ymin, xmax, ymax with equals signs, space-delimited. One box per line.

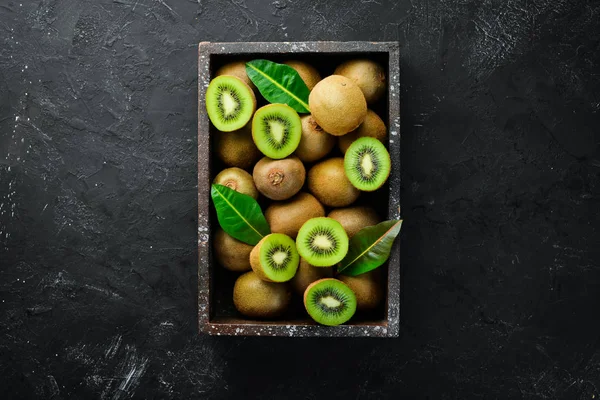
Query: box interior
xmin=208 ymin=51 xmax=391 ymax=327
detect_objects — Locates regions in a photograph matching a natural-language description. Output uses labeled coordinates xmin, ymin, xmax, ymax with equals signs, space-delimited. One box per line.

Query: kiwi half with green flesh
xmin=338 ymin=270 xmax=384 ymax=311
xmin=308 ymin=158 xmax=360 ymax=207
xmin=339 ymin=109 xmax=387 ymax=154
xmin=206 ymin=75 xmax=256 ymax=132
xmin=284 ymin=60 xmax=322 ymax=90
xmin=295 ymin=115 xmax=336 ymax=163
xmin=215 ymin=60 xmax=256 ymax=91
xmin=334 ymin=59 xmax=386 ymax=104
xmin=304 ymin=278 xmax=357 ymax=326
xmin=308 ymin=75 xmax=367 ymax=136
xmin=291 ymin=258 xmax=333 ymax=295
xmin=252 ymin=104 xmax=302 ymax=159
xmin=265 ymin=192 xmax=325 ymax=238
xmin=253 ymin=156 xmax=305 ymax=201
xmin=213 ymin=228 xmax=253 ymax=272
xmin=213 ymin=167 xmax=258 ymax=199
xmin=250 ymin=233 xmax=299 ymax=282
xmin=296 ymin=217 xmax=349 ymax=267
xmin=233 ymin=271 xmax=291 ymax=318
xmin=344 ymin=137 xmax=391 ymax=192
xmin=215 ymin=123 xmax=261 ymax=170
xmin=328 ymin=206 xmax=381 ymax=238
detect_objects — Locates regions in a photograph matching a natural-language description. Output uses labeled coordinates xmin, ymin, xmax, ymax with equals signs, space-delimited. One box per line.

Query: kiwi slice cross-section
xmin=252 ymin=104 xmax=302 ymax=159
xmin=206 ymin=75 xmax=256 ymax=132
xmin=296 ymin=217 xmax=349 ymax=267
xmin=304 ymin=278 xmax=357 ymax=326
xmin=344 ymin=136 xmax=391 ymax=191
xmin=250 ymin=233 xmax=300 ymax=282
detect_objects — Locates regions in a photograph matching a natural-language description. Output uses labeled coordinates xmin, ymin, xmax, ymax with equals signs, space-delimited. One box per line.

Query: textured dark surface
xmin=1 ymin=0 xmax=599 ymax=398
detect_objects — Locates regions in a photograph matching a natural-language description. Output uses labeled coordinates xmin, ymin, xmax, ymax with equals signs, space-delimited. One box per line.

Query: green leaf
xmin=338 ymin=220 xmax=403 ymax=277
xmin=210 ymin=184 xmax=270 ymax=245
xmin=246 ymin=59 xmax=311 ymax=113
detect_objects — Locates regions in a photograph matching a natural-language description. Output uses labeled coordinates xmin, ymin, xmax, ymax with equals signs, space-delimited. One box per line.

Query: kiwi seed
xmin=253 ymin=156 xmax=305 ymax=201
xmin=206 ymin=75 xmax=256 ymax=132
xmin=308 ymin=157 xmax=360 ymax=207
xmin=213 ymin=167 xmax=258 ymax=199
xmin=233 ymin=271 xmax=291 ymax=318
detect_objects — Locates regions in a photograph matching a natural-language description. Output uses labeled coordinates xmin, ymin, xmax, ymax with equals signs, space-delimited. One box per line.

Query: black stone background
xmin=1 ymin=0 xmax=599 ymax=398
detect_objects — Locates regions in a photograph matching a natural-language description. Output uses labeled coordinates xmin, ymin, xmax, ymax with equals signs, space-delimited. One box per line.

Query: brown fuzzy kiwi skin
xmin=213 ymin=167 xmax=259 ymax=199
xmin=338 ymin=270 xmax=384 ymax=311
xmin=328 ymin=206 xmax=381 ymax=237
xmin=308 ymin=75 xmax=367 ymax=136
xmin=291 ymin=259 xmax=333 ymax=295
xmin=338 ymin=109 xmax=387 ymax=154
xmin=295 ymin=115 xmax=336 ymax=163
xmin=233 ymin=271 xmax=291 ymax=318
xmin=253 ymin=156 xmax=306 ymax=201
xmin=215 ymin=124 xmax=261 ymax=170
xmin=265 ymin=192 xmax=325 ymax=238
xmin=308 ymin=158 xmax=360 ymax=207
xmin=284 ymin=60 xmax=322 ymax=90
xmin=215 ymin=61 xmax=256 ymax=91
xmin=334 ymin=59 xmax=386 ymax=104
xmin=213 ymin=229 xmax=253 ymax=272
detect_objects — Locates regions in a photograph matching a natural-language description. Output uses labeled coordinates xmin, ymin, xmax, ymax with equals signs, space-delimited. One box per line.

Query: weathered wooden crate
xmin=198 ymin=41 xmax=400 ymax=337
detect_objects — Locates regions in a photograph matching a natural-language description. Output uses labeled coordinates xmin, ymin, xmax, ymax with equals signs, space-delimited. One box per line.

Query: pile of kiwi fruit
xmin=207 ymin=57 xmax=390 ymax=326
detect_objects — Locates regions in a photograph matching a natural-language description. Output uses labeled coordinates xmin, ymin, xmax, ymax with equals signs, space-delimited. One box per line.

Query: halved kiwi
xmin=304 ymin=278 xmax=357 ymax=326
xmin=296 ymin=217 xmax=349 ymax=267
xmin=252 ymin=104 xmax=302 ymax=159
xmin=344 ymin=137 xmax=391 ymax=191
xmin=206 ymin=75 xmax=256 ymax=132
xmin=253 ymin=156 xmax=305 ymax=200
xmin=213 ymin=167 xmax=258 ymax=199
xmin=233 ymin=271 xmax=291 ymax=318
xmin=250 ymin=233 xmax=300 ymax=282
xmin=214 ymin=123 xmax=261 ymax=170
xmin=338 ymin=109 xmax=387 ymax=154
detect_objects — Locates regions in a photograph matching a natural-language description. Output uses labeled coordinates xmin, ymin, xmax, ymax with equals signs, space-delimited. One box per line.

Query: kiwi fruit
xmin=250 ymin=233 xmax=299 ymax=282
xmin=291 ymin=258 xmax=333 ymax=295
xmin=308 ymin=75 xmax=367 ymax=136
xmin=295 ymin=115 xmax=336 ymax=163
xmin=252 ymin=104 xmax=302 ymax=159
xmin=303 ymin=278 xmax=357 ymax=326
xmin=296 ymin=217 xmax=349 ymax=267
xmin=213 ymin=167 xmax=259 ymax=199
xmin=284 ymin=60 xmax=322 ymax=90
xmin=308 ymin=158 xmax=360 ymax=207
xmin=213 ymin=228 xmax=253 ymax=272
xmin=338 ymin=270 xmax=384 ymax=311
xmin=344 ymin=137 xmax=391 ymax=191
xmin=334 ymin=59 xmax=386 ymax=104
xmin=253 ymin=156 xmax=305 ymax=200
xmin=328 ymin=206 xmax=381 ymax=237
xmin=265 ymin=192 xmax=325 ymax=238
xmin=215 ymin=60 xmax=256 ymax=91
xmin=214 ymin=123 xmax=261 ymax=170
xmin=206 ymin=75 xmax=256 ymax=132
xmin=338 ymin=109 xmax=387 ymax=154
xmin=233 ymin=271 xmax=291 ymax=318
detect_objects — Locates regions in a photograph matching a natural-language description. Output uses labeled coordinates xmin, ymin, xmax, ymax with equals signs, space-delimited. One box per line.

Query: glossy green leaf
xmin=210 ymin=184 xmax=270 ymax=245
xmin=246 ymin=59 xmax=311 ymax=113
xmin=337 ymin=220 xmax=402 ymax=277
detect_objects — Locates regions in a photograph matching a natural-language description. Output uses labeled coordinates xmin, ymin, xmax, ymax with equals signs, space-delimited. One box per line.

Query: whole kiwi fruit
xmin=215 ymin=60 xmax=256 ymax=91
xmin=334 ymin=59 xmax=386 ymax=104
xmin=308 ymin=157 xmax=360 ymax=207
xmin=213 ymin=228 xmax=253 ymax=272
xmin=265 ymin=192 xmax=325 ymax=238
xmin=295 ymin=115 xmax=336 ymax=163
xmin=338 ymin=270 xmax=384 ymax=311
xmin=253 ymin=156 xmax=305 ymax=200
xmin=338 ymin=109 xmax=387 ymax=154
xmin=233 ymin=271 xmax=291 ymax=318
xmin=215 ymin=124 xmax=261 ymax=170
xmin=284 ymin=60 xmax=322 ymax=90
xmin=308 ymin=75 xmax=367 ymax=136
xmin=290 ymin=258 xmax=333 ymax=295
xmin=328 ymin=206 xmax=381 ymax=237
xmin=213 ymin=167 xmax=259 ymax=199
